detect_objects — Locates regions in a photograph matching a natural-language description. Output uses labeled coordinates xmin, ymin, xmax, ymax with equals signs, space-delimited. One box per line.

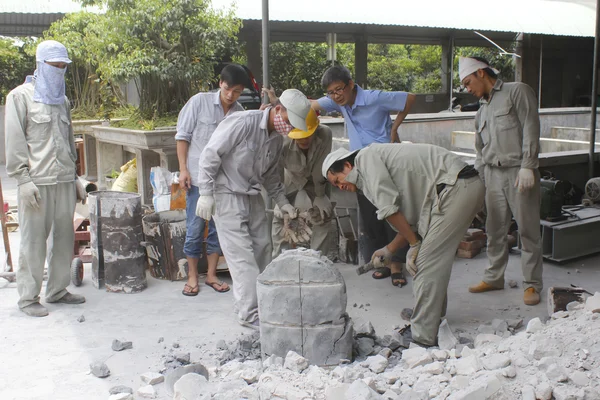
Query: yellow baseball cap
xmin=288 ymin=108 xmax=319 ymax=139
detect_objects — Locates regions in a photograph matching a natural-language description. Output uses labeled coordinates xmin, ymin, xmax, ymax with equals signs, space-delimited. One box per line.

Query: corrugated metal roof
xmin=3 ymin=0 xmax=86 ymax=14
xmin=212 ymin=0 xmax=596 ymax=37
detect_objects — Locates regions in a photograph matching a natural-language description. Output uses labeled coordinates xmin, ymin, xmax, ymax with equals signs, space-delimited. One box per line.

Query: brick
xmin=464 ymin=229 xmax=486 ymax=241
xmin=458 ymin=239 xmax=486 ymax=251
xmin=456 ymin=248 xmax=482 ymax=259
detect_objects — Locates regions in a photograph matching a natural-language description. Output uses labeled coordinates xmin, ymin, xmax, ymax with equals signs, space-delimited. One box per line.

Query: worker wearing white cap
xmin=322 ymin=144 xmax=484 ymax=347
xmin=271 ymin=108 xmax=334 ymax=257
xmin=459 ymin=56 xmax=543 ymax=306
xmin=195 ymin=89 xmax=311 ymax=329
xmin=5 ymin=40 xmax=87 ymax=317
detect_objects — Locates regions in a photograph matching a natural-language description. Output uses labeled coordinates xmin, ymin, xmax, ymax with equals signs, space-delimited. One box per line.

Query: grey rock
xmin=547 ymin=364 xmax=569 ymax=382
xmin=108 ymin=394 xmax=133 ymax=400
xmin=355 ymin=320 xmax=376 ymax=337
xmin=345 ymin=380 xmax=381 ymax=400
xmin=422 ymin=361 xmax=444 ymax=375
xmin=570 ymin=371 xmax=590 ymax=387
xmin=482 ymin=354 xmax=511 ymax=370
xmin=474 ymin=334 xmax=502 ymax=348
xmin=507 ymin=318 xmax=524 ymax=330
xmin=457 ymin=333 xmax=473 ymax=345
xmin=157 ymin=337 xmax=164 ymax=343
xmin=508 ymin=279 xmax=518 ymax=288
xmin=175 ymin=352 xmax=191 ymax=365
xmin=526 ymin=317 xmax=544 ymax=333
xmin=112 ymin=339 xmax=133 ymax=352
xmin=173 ymin=373 xmax=210 ymax=400
xmin=172 ymin=342 xmax=180 ymax=348
xmin=109 ymin=385 xmax=133 ymax=395
xmin=437 ymin=319 xmax=458 ymax=350
xmin=401 ymin=347 xmax=433 ymax=369
xmin=552 ymin=311 xmax=569 ymax=319
xmin=136 ymin=385 xmax=156 ymax=399
xmin=553 ymin=385 xmax=586 ymax=400
xmin=529 ymin=337 xmax=563 ymax=360
xmin=165 ymin=363 xmax=209 ymax=397
xmin=140 ymin=372 xmax=164 ymax=385
xmin=356 ymin=337 xmax=375 ymax=357
xmin=522 ymin=385 xmax=536 ymax=400
xmin=536 ymin=382 xmax=553 ymax=400
xmin=432 ymin=350 xmax=448 ymax=361
xmin=491 ymin=318 xmax=508 ymax=333
xmin=216 ymin=340 xmax=227 ymax=350
xmin=454 ymin=355 xmax=482 ymax=375
xmin=566 ymin=301 xmax=584 ymax=311
xmin=502 ymin=366 xmax=517 ymax=378
xmin=476 ymin=323 xmax=496 ymax=335
xmin=263 ymin=354 xmax=284 ymax=368
xmin=379 ymin=348 xmax=393 ymax=358
xmin=283 ymin=351 xmax=308 ymax=373
xmin=90 ymin=361 xmax=110 ymax=378
xmin=77 ymin=315 xmax=85 ymax=323
xmin=585 ymin=292 xmax=600 ymax=313
xmin=365 ymin=354 xmax=389 ymax=373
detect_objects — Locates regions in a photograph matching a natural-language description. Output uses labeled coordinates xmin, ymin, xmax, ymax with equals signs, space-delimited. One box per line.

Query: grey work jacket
xmin=197 ymin=107 xmax=288 ymax=207
xmin=4 ymin=82 xmax=77 ymax=186
xmin=346 ymin=143 xmax=466 ymax=238
xmin=474 ymin=79 xmax=540 ymax=171
xmin=281 ymin=124 xmax=332 ymax=197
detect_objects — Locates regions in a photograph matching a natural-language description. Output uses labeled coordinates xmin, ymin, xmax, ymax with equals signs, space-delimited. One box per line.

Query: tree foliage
xmin=0 ymin=38 xmax=35 ymax=105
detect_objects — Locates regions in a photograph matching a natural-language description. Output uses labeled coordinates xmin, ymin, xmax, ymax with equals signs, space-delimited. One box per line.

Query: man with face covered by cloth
xmin=459 ymin=57 xmax=543 ymax=306
xmin=5 ymin=40 xmax=87 ymax=317
xmin=195 ymin=89 xmax=311 ymax=329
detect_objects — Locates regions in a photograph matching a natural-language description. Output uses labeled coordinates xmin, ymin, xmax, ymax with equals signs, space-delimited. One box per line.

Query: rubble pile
xmin=163 ymin=293 xmax=600 ymax=400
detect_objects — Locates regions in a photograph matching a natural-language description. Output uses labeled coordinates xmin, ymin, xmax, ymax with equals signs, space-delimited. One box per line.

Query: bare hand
xmin=179 ymin=169 xmax=192 ymax=190
xmin=261 ymin=86 xmax=277 ymax=104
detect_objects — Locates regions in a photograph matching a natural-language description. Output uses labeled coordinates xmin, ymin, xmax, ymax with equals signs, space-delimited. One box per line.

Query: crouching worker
xmin=322 ymin=143 xmax=484 ymax=347
xmin=195 ymin=89 xmax=311 ymax=329
xmin=272 ymin=108 xmax=334 ymax=258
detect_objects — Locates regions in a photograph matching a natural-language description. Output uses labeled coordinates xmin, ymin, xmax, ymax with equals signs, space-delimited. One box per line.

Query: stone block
xmin=136 ymin=385 xmax=156 ymax=399
xmin=364 ymin=355 xmax=389 ymax=373
xmin=422 ymin=361 xmax=444 ymax=375
xmin=164 ymin=363 xmax=209 ymax=397
xmin=454 ymin=355 xmax=482 ymax=375
xmin=356 ymin=337 xmax=375 ymax=357
xmin=354 ymin=320 xmax=376 ymax=337
xmin=456 ymin=248 xmax=481 ymax=259
xmin=284 ymin=351 xmax=309 ymax=373
xmin=585 ymin=292 xmax=600 ymax=313
xmin=432 ymin=350 xmax=449 ymax=361
xmin=401 ymin=347 xmax=433 ymax=369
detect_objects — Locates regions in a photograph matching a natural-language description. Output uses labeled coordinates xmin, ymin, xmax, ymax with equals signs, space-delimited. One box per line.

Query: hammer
xmin=355 ymin=257 xmax=385 ymax=276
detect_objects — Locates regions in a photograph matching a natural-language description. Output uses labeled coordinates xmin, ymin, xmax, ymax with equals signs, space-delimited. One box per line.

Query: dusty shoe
xmin=468 ymin=281 xmax=503 ymax=293
xmin=523 ymin=288 xmax=540 ymax=305
xmin=47 ymin=292 xmax=86 ymax=304
xmin=397 ymin=324 xmax=434 ymax=349
xmin=238 ymin=318 xmax=260 ymax=331
xmin=21 ymin=302 xmax=49 ymax=317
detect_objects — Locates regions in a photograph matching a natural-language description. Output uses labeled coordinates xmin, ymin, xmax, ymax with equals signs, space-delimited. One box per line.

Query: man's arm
xmin=310 ymin=99 xmax=324 ymax=111
xmin=176 ymin=140 xmax=191 ymax=189
xmin=65 ymin=100 xmax=79 ymax=179
xmin=389 ymin=93 xmax=415 ymax=143
xmin=473 ymin=113 xmax=485 ymax=176
xmin=513 ymin=83 xmax=540 ymax=169
xmin=175 ymin=96 xmax=200 ymax=189
xmin=4 ymin=91 xmax=32 ymax=185
xmin=386 ymin=213 xmax=418 ymax=250
xmin=263 ymin=141 xmax=291 ymax=208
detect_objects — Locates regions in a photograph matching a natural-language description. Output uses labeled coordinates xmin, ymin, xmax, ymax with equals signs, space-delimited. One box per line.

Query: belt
xmin=436 ymin=165 xmax=479 ymax=195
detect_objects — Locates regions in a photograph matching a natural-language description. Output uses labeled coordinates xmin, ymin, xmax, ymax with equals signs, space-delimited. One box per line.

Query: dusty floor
xmin=1 ymin=167 xmax=600 ymax=400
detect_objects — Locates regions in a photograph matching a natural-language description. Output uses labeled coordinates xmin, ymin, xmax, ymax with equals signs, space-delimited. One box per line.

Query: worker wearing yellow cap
xmin=271 ymin=108 xmax=334 ymax=258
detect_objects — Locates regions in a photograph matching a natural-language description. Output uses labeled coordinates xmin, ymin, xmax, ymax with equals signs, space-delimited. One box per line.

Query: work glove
xmin=75 ymin=179 xmax=87 ymax=205
xmin=371 ymin=245 xmax=393 ymax=268
xmin=406 ymin=240 xmax=422 ymax=277
xmin=280 ymin=203 xmax=298 ymax=219
xmin=283 ymin=214 xmax=312 ymax=244
xmin=313 ymin=195 xmax=333 ymax=220
xmin=515 ymin=168 xmax=535 ymax=193
xmin=19 ymin=181 xmax=41 ymax=210
xmin=273 ymin=204 xmax=283 ymax=219
xmin=195 ymin=195 xmax=215 ymax=221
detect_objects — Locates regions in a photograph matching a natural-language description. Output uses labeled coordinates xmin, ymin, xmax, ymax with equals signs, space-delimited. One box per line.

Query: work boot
xmin=468 ymin=281 xmax=504 ymax=293
xmin=397 ymin=324 xmax=434 ymax=349
xmin=20 ymin=302 xmax=49 ymax=317
xmin=47 ymin=292 xmax=86 ymax=304
xmin=523 ymin=288 xmax=540 ymax=305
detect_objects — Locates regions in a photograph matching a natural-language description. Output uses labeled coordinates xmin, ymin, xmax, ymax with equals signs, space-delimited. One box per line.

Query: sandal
xmin=205 ymin=280 xmax=230 ymax=293
xmin=391 ymin=272 xmax=407 ymax=287
xmin=372 ymin=267 xmax=391 ymax=279
xmin=182 ymin=283 xmax=199 ymax=296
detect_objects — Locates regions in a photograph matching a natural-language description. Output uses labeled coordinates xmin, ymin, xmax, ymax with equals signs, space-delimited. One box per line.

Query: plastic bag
xmin=111 ymin=158 xmax=138 ymax=192
xmin=150 ymin=166 xmax=173 ymax=212
xmin=170 ymin=172 xmax=187 ymax=210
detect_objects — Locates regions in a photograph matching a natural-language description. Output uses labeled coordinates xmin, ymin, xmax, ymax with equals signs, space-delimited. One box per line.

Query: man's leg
xmin=481 ymin=166 xmax=513 ymax=288
xmin=411 ymin=177 xmax=485 ymax=346
xmin=45 ymin=182 xmax=77 ymax=302
xmin=385 ymin=222 xmax=409 ymax=285
xmin=204 ymin=218 xmax=228 ymax=291
xmin=505 ymin=168 xmax=543 ymax=293
xmin=357 ymin=193 xmax=380 ymax=264
xmin=213 ymin=193 xmax=261 ymax=324
xmin=182 ymin=186 xmax=204 ymax=295
xmin=16 ymin=184 xmax=53 ymax=310
xmin=248 ymin=195 xmax=272 ymax=274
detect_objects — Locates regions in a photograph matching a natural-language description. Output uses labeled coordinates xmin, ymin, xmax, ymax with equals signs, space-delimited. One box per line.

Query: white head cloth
xmin=459 ymin=57 xmax=500 ymax=82
xmin=33 ymin=40 xmax=71 ymax=105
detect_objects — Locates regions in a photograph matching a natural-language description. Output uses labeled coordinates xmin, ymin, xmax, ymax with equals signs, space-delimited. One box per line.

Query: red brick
xmin=458 ymin=239 xmax=486 ymax=251
xmin=456 ymin=247 xmax=482 ymax=259
xmin=464 ymin=229 xmax=487 ymax=242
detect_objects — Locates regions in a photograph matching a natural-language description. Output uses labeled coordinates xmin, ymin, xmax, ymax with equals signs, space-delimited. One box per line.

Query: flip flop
xmin=391 ymin=272 xmax=407 ymax=287
xmin=205 ymin=280 xmax=230 ymax=293
xmin=372 ymin=267 xmax=391 ymax=279
xmin=182 ymin=283 xmax=199 ymax=296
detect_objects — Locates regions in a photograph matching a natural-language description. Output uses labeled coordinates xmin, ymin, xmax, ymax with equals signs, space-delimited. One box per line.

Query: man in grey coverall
xmin=323 ymin=143 xmax=484 ymax=347
xmin=460 ymin=57 xmax=543 ymax=306
xmin=4 ymin=40 xmax=87 ymax=317
xmin=195 ymin=89 xmax=311 ymax=329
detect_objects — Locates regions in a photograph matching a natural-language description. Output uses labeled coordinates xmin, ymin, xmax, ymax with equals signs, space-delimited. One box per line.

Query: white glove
xmin=19 ymin=181 xmax=41 ymax=209
xmin=195 ymin=195 xmax=215 ymax=221
xmin=515 ymin=168 xmax=535 ymax=193
xmin=273 ymin=204 xmax=283 ymax=219
xmin=313 ymin=195 xmax=333 ymax=220
xmin=406 ymin=240 xmax=422 ymax=277
xmin=75 ymin=179 xmax=87 ymax=205
xmin=280 ymin=204 xmax=298 ymax=219
xmin=371 ymin=246 xmax=393 ymax=268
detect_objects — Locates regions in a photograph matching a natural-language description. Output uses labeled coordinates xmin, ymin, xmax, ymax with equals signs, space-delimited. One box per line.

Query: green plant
xmin=108 ymin=169 xmax=121 ymax=179
xmin=0 ymin=38 xmax=35 ymax=105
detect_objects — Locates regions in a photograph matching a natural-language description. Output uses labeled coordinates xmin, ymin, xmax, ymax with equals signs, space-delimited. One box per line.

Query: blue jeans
xmin=184 ymin=186 xmax=221 ymax=257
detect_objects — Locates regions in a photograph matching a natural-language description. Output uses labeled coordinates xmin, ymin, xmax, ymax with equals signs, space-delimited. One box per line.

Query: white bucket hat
xmin=36 ymin=40 xmax=72 ymax=64
xmin=322 ymin=148 xmax=360 ymax=179
xmin=459 ymin=57 xmax=499 ymax=82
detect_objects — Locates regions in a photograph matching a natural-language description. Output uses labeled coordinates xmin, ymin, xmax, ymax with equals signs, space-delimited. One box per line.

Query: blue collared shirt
xmin=317 ymin=85 xmax=408 ymax=151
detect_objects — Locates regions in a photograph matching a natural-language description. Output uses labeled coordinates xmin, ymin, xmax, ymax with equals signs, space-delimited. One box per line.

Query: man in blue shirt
xmin=311 ymin=65 xmax=416 ymax=286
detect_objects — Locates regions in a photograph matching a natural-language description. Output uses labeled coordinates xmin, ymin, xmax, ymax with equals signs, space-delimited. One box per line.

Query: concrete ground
xmin=1 ymin=165 xmax=600 ymax=400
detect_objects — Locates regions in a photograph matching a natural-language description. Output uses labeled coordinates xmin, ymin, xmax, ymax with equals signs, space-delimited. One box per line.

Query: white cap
xmin=459 ymin=57 xmax=499 ymax=82
xmin=36 ymin=40 xmax=72 ymax=64
xmin=322 ymin=148 xmax=359 ymax=179
xmin=279 ymin=89 xmax=311 ymax=131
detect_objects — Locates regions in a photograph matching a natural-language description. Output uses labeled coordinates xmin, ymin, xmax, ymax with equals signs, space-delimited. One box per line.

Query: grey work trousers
xmin=411 ymin=176 xmax=485 ymax=346
xmin=271 ymin=188 xmax=330 ymax=258
xmin=17 ymin=182 xmax=76 ymax=308
xmin=483 ymin=166 xmax=543 ymax=292
xmin=213 ymin=192 xmax=271 ymax=324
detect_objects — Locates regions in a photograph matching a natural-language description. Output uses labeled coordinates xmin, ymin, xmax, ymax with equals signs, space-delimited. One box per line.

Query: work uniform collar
xmin=349 ymin=85 xmax=366 ymax=110
xmin=260 ymin=106 xmax=272 ymax=133
xmin=481 ymin=79 xmax=504 ymax=105
xmin=345 ymin=167 xmax=362 ymax=189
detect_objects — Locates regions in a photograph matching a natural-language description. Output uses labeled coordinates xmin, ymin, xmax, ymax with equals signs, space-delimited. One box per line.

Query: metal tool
xmin=355 ymin=256 xmax=385 ymax=275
